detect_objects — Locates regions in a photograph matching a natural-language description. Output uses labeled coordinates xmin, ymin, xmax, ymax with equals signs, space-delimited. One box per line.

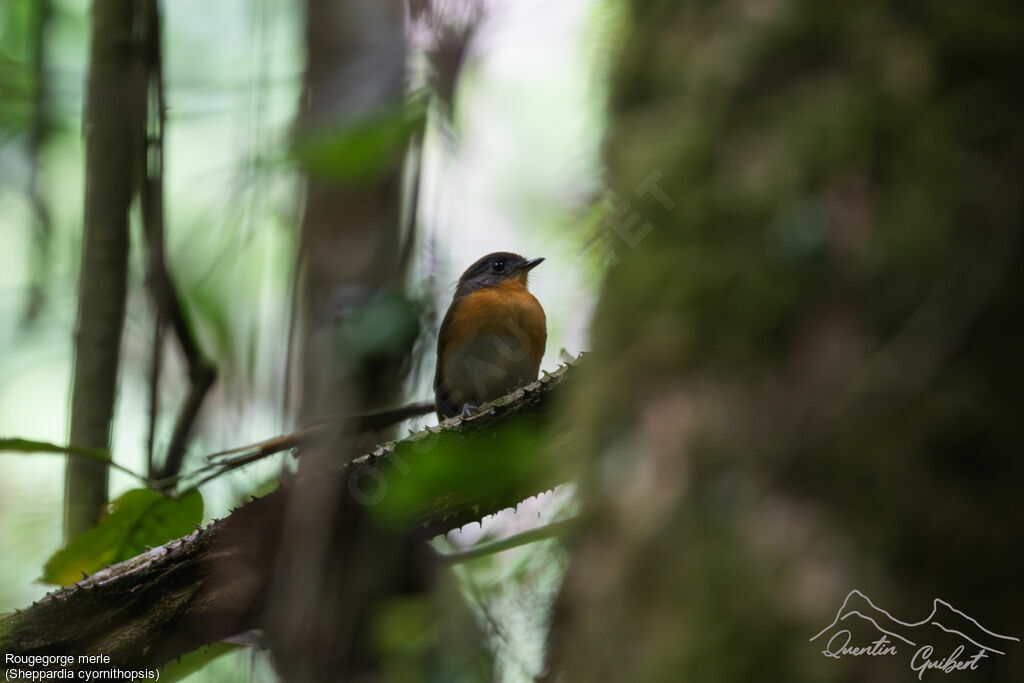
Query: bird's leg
xmin=460 ymin=403 xmax=480 ymax=419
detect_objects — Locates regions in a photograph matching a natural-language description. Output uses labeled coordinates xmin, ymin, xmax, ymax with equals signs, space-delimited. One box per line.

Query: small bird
xmin=434 ymin=252 xmax=547 ymax=419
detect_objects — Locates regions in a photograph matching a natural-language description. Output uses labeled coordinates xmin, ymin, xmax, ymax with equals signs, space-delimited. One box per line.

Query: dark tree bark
xmin=64 ymin=0 xmax=147 ymax=540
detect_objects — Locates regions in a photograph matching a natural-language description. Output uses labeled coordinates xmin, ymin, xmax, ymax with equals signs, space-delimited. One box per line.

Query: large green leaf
xmin=42 ymin=489 xmax=204 ymax=586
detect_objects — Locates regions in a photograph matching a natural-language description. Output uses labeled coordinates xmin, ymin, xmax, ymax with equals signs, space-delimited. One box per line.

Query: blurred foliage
xmin=369 ymin=580 xmax=494 ymax=683
xmin=372 ymin=596 xmax=440 ymax=681
xmin=42 ymin=489 xmax=202 ymax=586
xmin=0 ymin=0 xmax=34 ymax=139
xmin=293 ymin=101 xmax=426 ymax=182
xmin=371 ymin=421 xmax=550 ymax=531
xmin=332 ymin=291 xmax=423 ymax=379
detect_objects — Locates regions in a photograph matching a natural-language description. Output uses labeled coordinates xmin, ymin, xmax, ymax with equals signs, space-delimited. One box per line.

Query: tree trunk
xmin=64 ymin=0 xmax=146 ymax=540
xmin=545 ymin=1 xmax=1024 ymax=681
xmin=265 ymin=0 xmax=418 ymax=679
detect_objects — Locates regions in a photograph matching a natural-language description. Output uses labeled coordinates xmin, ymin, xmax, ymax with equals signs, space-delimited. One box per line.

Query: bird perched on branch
xmin=434 ymin=252 xmax=546 ymax=419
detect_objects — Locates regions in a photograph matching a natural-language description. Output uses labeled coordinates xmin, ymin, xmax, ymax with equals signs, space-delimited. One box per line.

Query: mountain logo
xmin=810 ymin=589 xmax=1018 ymax=678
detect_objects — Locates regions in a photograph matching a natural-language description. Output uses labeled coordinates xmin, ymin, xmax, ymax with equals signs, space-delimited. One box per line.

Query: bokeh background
xmin=0 ymin=0 xmax=619 ymax=679
xmin=3 ymin=0 xmax=1022 ymax=681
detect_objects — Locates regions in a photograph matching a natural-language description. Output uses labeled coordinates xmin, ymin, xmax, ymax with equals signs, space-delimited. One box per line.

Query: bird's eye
xmin=491 ymin=259 xmax=506 ymax=272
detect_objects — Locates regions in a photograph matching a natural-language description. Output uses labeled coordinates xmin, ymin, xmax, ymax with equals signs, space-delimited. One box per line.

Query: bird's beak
xmin=520 ymin=257 xmax=545 ymax=271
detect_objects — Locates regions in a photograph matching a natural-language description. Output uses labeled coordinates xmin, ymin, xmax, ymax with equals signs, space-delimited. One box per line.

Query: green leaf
xmin=0 ymin=437 xmax=109 ymax=461
xmin=158 ymin=643 xmax=238 ymax=682
xmin=42 ymin=489 xmax=204 ymax=586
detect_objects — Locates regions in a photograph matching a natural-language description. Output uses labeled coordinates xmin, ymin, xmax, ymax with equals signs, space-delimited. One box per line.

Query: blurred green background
xmin=9 ymin=1 xmax=1019 ymax=680
xmin=0 ymin=0 xmax=621 ymax=679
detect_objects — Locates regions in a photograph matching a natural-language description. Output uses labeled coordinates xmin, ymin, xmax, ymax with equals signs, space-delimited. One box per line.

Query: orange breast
xmin=435 ymin=279 xmax=546 ymax=416
xmin=445 ymin=281 xmax=546 ymax=355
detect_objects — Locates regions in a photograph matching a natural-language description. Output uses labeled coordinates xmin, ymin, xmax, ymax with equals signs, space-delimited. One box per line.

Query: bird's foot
xmin=460 ymin=403 xmax=481 ymax=419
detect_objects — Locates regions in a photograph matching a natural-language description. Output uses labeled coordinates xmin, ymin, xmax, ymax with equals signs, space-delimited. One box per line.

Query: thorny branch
xmin=0 ymin=358 xmax=581 ymax=668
